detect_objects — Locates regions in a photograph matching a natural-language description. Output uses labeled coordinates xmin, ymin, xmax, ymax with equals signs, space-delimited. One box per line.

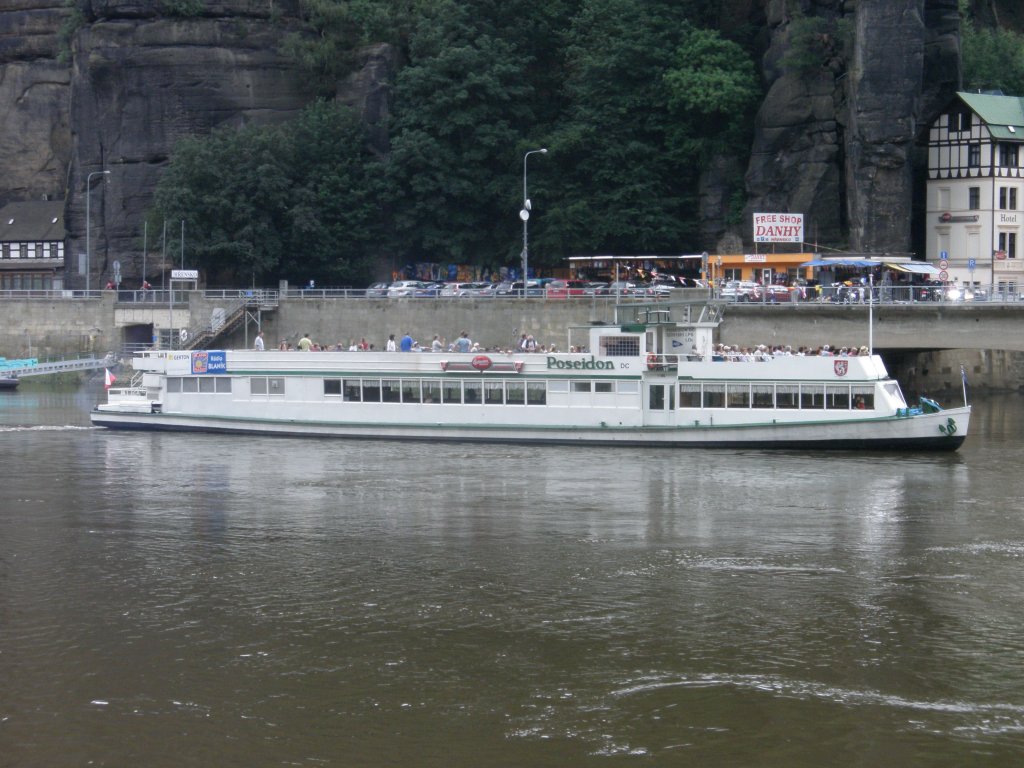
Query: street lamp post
xmin=520 ymin=148 xmax=547 ymax=295
xmin=85 ymin=169 xmax=111 ymax=294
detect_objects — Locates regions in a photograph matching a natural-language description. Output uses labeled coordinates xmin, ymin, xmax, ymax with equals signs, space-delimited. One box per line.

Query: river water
xmin=2 ymin=383 xmax=1023 ymax=767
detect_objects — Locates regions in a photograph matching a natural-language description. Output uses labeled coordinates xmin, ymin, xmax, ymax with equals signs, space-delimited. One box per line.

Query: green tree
xmin=152 ymin=101 xmax=385 ymax=285
xmin=961 ymin=18 xmax=1024 ymax=96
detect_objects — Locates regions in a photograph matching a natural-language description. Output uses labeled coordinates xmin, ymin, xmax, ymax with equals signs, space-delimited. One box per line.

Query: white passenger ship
xmin=92 ymin=301 xmax=969 ymax=450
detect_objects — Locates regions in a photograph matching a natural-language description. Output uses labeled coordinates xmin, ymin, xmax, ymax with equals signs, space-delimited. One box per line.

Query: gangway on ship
xmin=2 ymin=354 xmax=116 ymax=379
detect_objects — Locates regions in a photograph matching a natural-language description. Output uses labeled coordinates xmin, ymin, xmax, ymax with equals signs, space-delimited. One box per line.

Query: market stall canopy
xmin=884 ymin=262 xmax=941 ymax=275
xmin=800 ymin=259 xmax=878 ymax=267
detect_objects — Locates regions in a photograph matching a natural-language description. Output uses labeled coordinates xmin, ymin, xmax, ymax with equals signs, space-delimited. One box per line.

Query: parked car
xmin=387 ymin=280 xmax=431 ymax=297
xmin=413 ymin=282 xmax=443 ymax=297
xmin=545 ymin=279 xmax=589 ymax=298
xmin=366 ymin=281 xmax=390 ymax=298
xmin=440 ymin=282 xmax=476 ymax=297
xmin=606 ymin=281 xmax=640 ymax=296
xmin=584 ymin=281 xmax=610 ymax=295
xmin=461 ymin=282 xmax=498 ymax=297
xmin=720 ymin=280 xmax=759 ymax=301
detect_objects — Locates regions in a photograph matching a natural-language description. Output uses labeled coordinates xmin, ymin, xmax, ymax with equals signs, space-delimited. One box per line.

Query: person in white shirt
xmin=254 ymin=331 xmax=265 ymax=351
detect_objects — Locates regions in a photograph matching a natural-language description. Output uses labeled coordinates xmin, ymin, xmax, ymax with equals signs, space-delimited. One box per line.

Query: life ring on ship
xmin=179 ymin=328 xmax=189 ymax=342
xmin=647 ymin=353 xmax=660 ymax=371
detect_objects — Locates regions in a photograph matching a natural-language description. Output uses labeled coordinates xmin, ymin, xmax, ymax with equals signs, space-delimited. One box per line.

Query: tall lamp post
xmin=85 ymin=169 xmax=111 ymax=294
xmin=520 ymin=147 xmax=547 ymax=295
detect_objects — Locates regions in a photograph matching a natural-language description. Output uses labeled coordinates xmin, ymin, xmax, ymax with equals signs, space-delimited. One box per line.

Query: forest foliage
xmin=141 ymin=0 xmax=1024 ymax=286
xmin=151 ymin=0 xmax=762 ymax=285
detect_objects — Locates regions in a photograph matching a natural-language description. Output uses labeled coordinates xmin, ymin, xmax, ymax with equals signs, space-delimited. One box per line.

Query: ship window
xmin=801 ymin=384 xmax=824 ymax=409
xmin=703 ymin=383 xmax=725 ymax=408
xmin=199 ymin=377 xmax=216 ymax=393
xmin=678 ymin=383 xmax=701 ymax=407
xmin=595 ymin=382 xmax=613 ymax=393
xmin=527 ymin=382 xmax=547 ymax=405
xmin=752 ymin=384 xmax=774 ymax=408
xmin=599 ymin=335 xmax=640 ymax=356
xmin=182 ymin=377 xmax=199 ymax=393
xmin=343 ymin=379 xmax=362 ymax=401
xmin=423 ymin=381 xmax=441 ymax=403
xmin=616 ymin=381 xmax=639 ymax=394
xmin=441 ymin=380 xmax=462 ymax=404
xmin=463 ymin=381 xmax=482 ymax=404
xmin=362 ymin=379 xmax=381 ymax=402
xmin=776 ymin=384 xmax=799 ymax=409
xmin=268 ymin=378 xmax=285 ymax=396
xmin=216 ymin=377 xmax=231 ymax=393
xmin=852 ymin=386 xmax=874 ymax=410
xmin=506 ymin=382 xmax=526 ymax=404
xmin=649 ymin=384 xmax=666 ymax=410
xmin=727 ymin=382 xmax=750 ymax=408
xmin=484 ymin=381 xmax=504 ymax=404
xmin=826 ymin=385 xmax=850 ymax=409
xmin=381 ymin=379 xmax=401 ymax=403
xmin=251 ymin=377 xmax=266 ymax=395
xmin=572 ymin=381 xmax=592 ymax=392
xmin=548 ymin=380 xmax=569 ymax=393
xmin=167 ymin=378 xmax=182 ymax=393
xmin=324 ymin=378 xmax=342 ymax=396
xmin=401 ymin=380 xmax=421 ymax=403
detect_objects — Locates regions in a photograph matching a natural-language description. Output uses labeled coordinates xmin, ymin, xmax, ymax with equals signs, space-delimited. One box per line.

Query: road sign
xmin=939 ymin=270 xmax=949 ymax=281
xmin=939 ymin=258 xmax=948 ymax=269
xmin=968 ymin=258 xmax=976 ymax=271
xmin=940 ymin=250 xmax=948 ymax=260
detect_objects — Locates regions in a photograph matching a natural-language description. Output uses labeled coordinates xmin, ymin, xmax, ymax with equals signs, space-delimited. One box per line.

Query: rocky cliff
xmin=0 ymin=0 xmax=983 ymax=285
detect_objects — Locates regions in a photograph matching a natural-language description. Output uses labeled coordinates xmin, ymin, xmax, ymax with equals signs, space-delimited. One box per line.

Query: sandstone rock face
xmin=740 ymin=0 xmax=961 ymax=256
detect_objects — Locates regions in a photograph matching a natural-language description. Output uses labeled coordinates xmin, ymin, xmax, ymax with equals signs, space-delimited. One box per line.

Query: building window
xmin=10 ymin=243 xmax=20 ymax=259
xmin=951 ymin=109 xmax=972 ymax=132
xmin=999 ymin=143 xmax=1019 ymax=167
xmin=999 ymin=231 xmax=1017 ymax=259
xmin=968 ymin=144 xmax=981 ymax=167
xmin=1000 ymin=187 xmax=1018 ymax=209
xmin=968 ymin=187 xmax=980 ymax=210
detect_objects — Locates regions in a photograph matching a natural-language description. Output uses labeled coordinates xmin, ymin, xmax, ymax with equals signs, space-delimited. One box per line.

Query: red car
xmin=545 ymin=279 xmax=589 ymax=298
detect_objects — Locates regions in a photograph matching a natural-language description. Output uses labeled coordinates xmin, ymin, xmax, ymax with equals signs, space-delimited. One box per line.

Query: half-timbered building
xmin=926 ymin=91 xmax=1024 ymax=294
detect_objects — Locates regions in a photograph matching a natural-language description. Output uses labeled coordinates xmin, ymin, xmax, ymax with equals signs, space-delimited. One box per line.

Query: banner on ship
xmin=753 ymin=212 xmax=804 ymax=243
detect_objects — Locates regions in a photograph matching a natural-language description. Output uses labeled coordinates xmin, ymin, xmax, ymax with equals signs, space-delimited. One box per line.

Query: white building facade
xmin=926 ymin=91 xmax=1024 ymax=294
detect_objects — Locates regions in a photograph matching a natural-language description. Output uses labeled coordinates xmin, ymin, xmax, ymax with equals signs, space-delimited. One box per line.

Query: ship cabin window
xmin=752 ymin=384 xmax=774 ymax=408
xmin=343 ymin=379 xmax=362 ymax=401
xmin=382 ymin=379 xmax=401 ymax=403
xmin=599 ymin=335 xmax=640 ymax=357
xmin=616 ymin=381 xmax=639 ymax=394
xmin=167 ymin=378 xmax=181 ymax=393
xmin=423 ymin=381 xmax=441 ymax=403
xmin=801 ymin=384 xmax=824 ymax=409
xmin=401 ymin=380 xmax=421 ymax=403
xmin=527 ymin=382 xmax=547 ymax=405
xmin=324 ymin=378 xmax=342 ymax=396
xmin=182 ymin=378 xmax=199 ymax=393
xmin=463 ymin=381 xmax=482 ymax=404
xmin=572 ymin=381 xmax=592 ymax=393
xmin=703 ymin=383 xmax=725 ymax=408
xmin=250 ymin=376 xmax=285 ymax=396
xmin=678 ymin=383 xmax=701 ymax=407
xmin=727 ymin=383 xmax=750 ymax=408
xmin=199 ymin=377 xmax=217 ymax=394
xmin=548 ymin=380 xmax=569 ymax=393
xmin=852 ymin=386 xmax=874 ymax=410
xmin=776 ymin=385 xmax=799 ymax=409
xmin=442 ymin=380 xmax=462 ymax=404
xmin=826 ymin=385 xmax=850 ymax=409
xmin=217 ymin=378 xmax=232 ymax=393
xmin=484 ymin=381 xmax=504 ymax=404
xmin=595 ymin=382 xmax=614 ymax=393
xmin=506 ymin=382 xmax=526 ymax=404
xmin=362 ymin=379 xmax=382 ymax=402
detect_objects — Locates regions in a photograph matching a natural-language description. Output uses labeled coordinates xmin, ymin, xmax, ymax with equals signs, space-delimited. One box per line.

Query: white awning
xmin=885 ymin=262 xmax=941 ymax=275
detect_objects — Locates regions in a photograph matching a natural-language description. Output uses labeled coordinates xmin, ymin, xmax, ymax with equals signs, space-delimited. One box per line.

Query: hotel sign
xmin=753 ymin=213 xmax=804 ymax=243
xmin=938 ymin=213 xmax=979 ymax=223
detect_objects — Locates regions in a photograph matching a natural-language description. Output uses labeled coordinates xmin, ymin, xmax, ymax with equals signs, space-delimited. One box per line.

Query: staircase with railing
xmin=182 ymin=290 xmax=278 ymax=350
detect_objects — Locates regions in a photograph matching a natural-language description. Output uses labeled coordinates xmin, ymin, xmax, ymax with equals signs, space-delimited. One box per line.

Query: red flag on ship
xmin=104 ymin=369 xmax=116 ymax=389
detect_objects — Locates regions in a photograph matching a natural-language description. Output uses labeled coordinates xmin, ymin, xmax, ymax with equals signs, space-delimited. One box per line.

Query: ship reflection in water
xmin=2 ymin=391 xmax=1023 ymax=766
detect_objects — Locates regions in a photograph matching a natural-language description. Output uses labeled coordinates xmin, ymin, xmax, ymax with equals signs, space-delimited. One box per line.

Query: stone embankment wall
xmin=1 ymin=295 xmax=1022 ymax=394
